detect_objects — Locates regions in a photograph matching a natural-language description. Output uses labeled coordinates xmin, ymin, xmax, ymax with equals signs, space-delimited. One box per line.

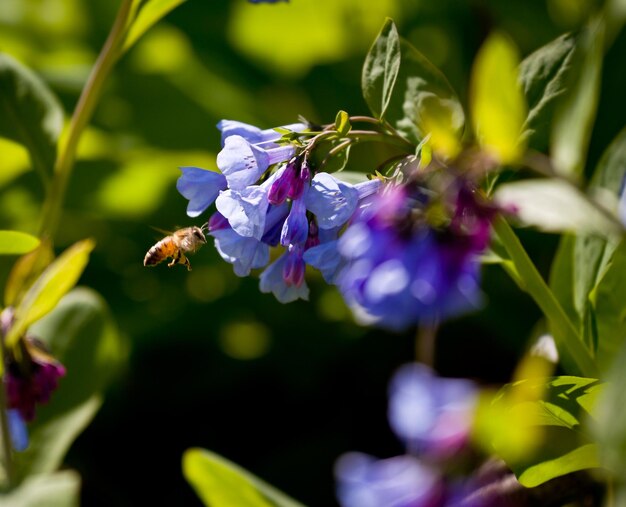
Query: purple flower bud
xmin=207 ymin=211 xmax=230 ymax=232
xmin=283 ymin=245 xmax=306 ymax=287
xmin=280 ymin=188 xmax=309 ymax=247
xmin=268 ymin=160 xmax=298 ymax=205
xmin=287 ymin=160 xmax=309 ymax=200
xmin=305 ymin=219 xmax=320 ymax=250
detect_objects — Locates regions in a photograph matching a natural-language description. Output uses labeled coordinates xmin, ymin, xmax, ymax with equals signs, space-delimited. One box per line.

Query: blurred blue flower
xmin=177 ymin=167 xmax=227 ymax=218
xmin=7 ymin=409 xmax=28 ymax=451
xmin=388 ymin=363 xmax=477 ymax=457
xmin=337 ymin=183 xmax=492 ymax=330
xmin=335 ymin=452 xmax=442 ymax=507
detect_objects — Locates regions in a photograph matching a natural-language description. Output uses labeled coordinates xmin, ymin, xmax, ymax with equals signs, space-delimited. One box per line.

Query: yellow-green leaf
xmin=0 ymin=230 xmax=40 ymax=256
xmin=4 ymin=238 xmax=54 ymax=308
xmin=5 ymin=239 xmax=95 ymax=347
xmin=470 ymin=32 xmax=527 ymax=164
xmin=123 ymin=0 xmax=187 ymax=53
xmin=183 ymin=448 xmax=305 ymax=507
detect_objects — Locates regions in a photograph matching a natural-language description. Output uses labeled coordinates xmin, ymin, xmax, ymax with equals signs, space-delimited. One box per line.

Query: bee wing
xmin=149 ymin=225 xmax=179 ymax=238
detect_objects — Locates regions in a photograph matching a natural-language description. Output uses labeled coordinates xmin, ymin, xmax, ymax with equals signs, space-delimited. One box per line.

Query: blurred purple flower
xmin=388 ymin=363 xmax=477 ymax=457
xmin=177 ymin=167 xmax=227 ymax=218
xmin=337 ymin=182 xmax=493 ymax=330
xmin=335 ymin=452 xmax=442 ymax=507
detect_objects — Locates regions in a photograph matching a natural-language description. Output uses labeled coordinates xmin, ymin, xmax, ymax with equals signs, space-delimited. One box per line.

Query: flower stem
xmin=38 ymin=0 xmax=134 ymax=239
xmin=493 ymin=215 xmax=599 ymax=378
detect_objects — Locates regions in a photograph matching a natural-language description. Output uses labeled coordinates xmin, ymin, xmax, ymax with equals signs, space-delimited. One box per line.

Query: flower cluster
xmin=177 ymin=120 xmax=381 ymax=303
xmin=334 ymin=363 xmax=478 ymax=507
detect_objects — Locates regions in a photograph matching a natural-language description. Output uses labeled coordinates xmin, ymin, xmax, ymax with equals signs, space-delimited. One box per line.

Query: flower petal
xmin=216 ymin=187 xmax=270 ymax=240
xmin=176 ymin=167 xmax=227 ymax=218
xmin=216 ymin=136 xmax=270 ymax=190
xmin=211 ymin=228 xmax=270 ymax=276
xmin=259 ymin=253 xmax=309 ymax=303
xmin=305 ymin=173 xmax=359 ymax=229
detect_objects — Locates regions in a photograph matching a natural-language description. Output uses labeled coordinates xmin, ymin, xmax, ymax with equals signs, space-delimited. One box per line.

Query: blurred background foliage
xmin=0 ymin=0 xmax=624 ymax=505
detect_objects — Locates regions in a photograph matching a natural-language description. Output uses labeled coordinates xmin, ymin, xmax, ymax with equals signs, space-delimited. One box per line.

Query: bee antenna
xmin=200 ymin=221 xmax=209 ymax=232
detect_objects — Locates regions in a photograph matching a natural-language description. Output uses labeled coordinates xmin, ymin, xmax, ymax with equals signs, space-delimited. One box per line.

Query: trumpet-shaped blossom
xmin=337 ymin=182 xmax=492 ymax=330
xmin=259 ymin=248 xmax=310 ymax=302
xmin=177 ymin=167 xmax=227 ymax=217
xmin=388 ymin=363 xmax=477 ymax=457
xmin=217 ymin=135 xmax=295 ymax=190
xmin=217 ymin=120 xmax=305 ymax=147
xmin=335 ymin=452 xmax=442 ymax=507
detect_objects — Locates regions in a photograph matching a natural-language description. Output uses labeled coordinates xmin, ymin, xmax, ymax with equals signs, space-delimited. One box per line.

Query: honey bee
xmin=143 ymin=225 xmax=207 ymax=271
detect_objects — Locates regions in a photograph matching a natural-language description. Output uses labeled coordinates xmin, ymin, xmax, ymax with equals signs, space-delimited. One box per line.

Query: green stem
xmin=0 ymin=341 xmax=14 ymax=488
xmin=494 ymin=216 xmax=599 ymax=378
xmin=38 ymin=0 xmax=134 ymax=239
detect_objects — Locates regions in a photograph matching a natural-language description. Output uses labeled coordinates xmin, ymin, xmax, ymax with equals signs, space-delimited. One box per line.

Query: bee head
xmin=192 ymin=226 xmax=207 ymax=243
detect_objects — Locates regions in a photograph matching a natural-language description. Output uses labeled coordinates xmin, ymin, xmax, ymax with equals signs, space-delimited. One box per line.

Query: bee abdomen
xmin=144 ymin=241 xmax=169 ymax=266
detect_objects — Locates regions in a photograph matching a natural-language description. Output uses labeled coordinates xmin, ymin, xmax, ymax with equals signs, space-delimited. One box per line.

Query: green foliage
xmin=0 ymin=232 xmax=40 ymax=256
xmin=551 ymin=19 xmax=604 ymax=177
xmin=16 ymin=287 xmax=126 ymax=477
xmin=183 ymin=448 xmax=306 ymax=507
xmin=4 ymin=240 xmax=54 ymax=308
xmin=0 ymin=470 xmax=80 ymax=507
xmin=518 ymin=33 xmax=576 ymax=152
xmin=362 ymin=19 xmax=464 ymax=145
xmin=494 ymin=178 xmax=622 ymax=236
xmin=470 ymin=32 xmax=526 ymax=163
xmin=4 ymin=240 xmax=95 ymax=348
xmin=0 ymin=53 xmax=63 ymax=182
xmin=334 ymin=110 xmax=351 ymax=138
xmin=124 ymin=0 xmax=188 ymax=53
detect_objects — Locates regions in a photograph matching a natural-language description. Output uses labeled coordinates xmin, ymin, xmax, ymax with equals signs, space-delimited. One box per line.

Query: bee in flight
xmin=143 ymin=225 xmax=207 ymax=271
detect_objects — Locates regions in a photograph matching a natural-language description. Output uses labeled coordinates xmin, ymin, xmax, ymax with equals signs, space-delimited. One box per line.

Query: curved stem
xmin=38 ymin=0 xmax=134 ymax=239
xmin=493 ymin=215 xmax=599 ymax=378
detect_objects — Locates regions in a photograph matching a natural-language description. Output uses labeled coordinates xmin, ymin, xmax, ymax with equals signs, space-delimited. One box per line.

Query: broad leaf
xmin=519 ymin=33 xmax=576 ymax=152
xmin=479 ymin=376 xmax=602 ymax=487
xmin=363 ymin=21 xmax=464 ymax=146
xmin=123 ymin=0 xmax=188 ymax=53
xmin=0 ymin=53 xmax=63 ymax=180
xmin=0 ymin=231 xmax=40 ymax=256
xmin=594 ymin=339 xmax=626 ymax=480
xmin=0 ymin=470 xmax=80 ymax=507
xmin=551 ymin=19 xmax=604 ymax=177
xmin=4 ymin=240 xmax=54 ymax=308
xmin=361 ymin=18 xmax=400 ymax=120
xmin=470 ymin=32 xmax=526 ymax=163
xmin=495 ymin=179 xmax=622 ymax=236
xmin=16 ymin=288 xmax=126 ymax=477
xmin=183 ymin=448 xmax=305 ymax=507
xmin=5 ymin=239 xmax=95 ymax=348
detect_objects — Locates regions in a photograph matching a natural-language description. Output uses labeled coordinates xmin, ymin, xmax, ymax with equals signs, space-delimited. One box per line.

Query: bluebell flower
xmin=217 ymin=120 xmax=305 ymax=147
xmin=259 ymin=248 xmax=309 ymax=303
xmin=177 ymin=167 xmax=227 ymax=217
xmin=336 ymin=183 xmax=492 ymax=330
xmin=215 ymin=165 xmax=287 ymax=240
xmin=281 ymin=185 xmax=309 ymax=247
xmin=7 ymin=409 xmax=28 ymax=451
xmin=388 ymin=363 xmax=477 ymax=457
xmin=217 ymin=135 xmax=296 ymax=190
xmin=334 ymin=452 xmax=442 ymax=507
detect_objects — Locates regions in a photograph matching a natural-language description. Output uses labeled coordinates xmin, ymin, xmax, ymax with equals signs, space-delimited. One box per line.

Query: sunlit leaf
xmin=0 ymin=231 xmax=40 ymax=256
xmin=0 ymin=470 xmax=80 ymax=507
xmin=519 ymin=33 xmax=576 ymax=152
xmin=5 ymin=239 xmax=95 ymax=347
xmin=551 ymin=19 xmax=604 ymax=177
xmin=183 ymin=448 xmax=305 ymax=507
xmin=0 ymin=52 xmax=63 ymax=180
xmin=495 ymin=179 xmax=622 ymax=236
xmin=123 ymin=0 xmax=187 ymax=53
xmin=362 ymin=18 xmax=400 ymax=120
xmin=4 ymin=239 xmax=54 ymax=308
xmin=334 ymin=110 xmax=351 ymax=137
xmin=16 ymin=288 xmax=126 ymax=477
xmin=470 ymin=32 xmax=526 ymax=164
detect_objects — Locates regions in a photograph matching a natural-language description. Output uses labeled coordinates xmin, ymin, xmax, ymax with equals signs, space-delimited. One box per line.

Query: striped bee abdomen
xmin=143 ymin=238 xmax=176 ymax=266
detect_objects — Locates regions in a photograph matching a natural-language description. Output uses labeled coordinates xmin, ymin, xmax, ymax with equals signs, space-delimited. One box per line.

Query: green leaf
xmin=183 ymin=448 xmax=306 ymax=507
xmin=123 ymin=0 xmax=188 ymax=53
xmin=551 ymin=19 xmax=604 ymax=177
xmin=470 ymin=32 xmax=527 ymax=163
xmin=0 ymin=470 xmax=80 ymax=507
xmin=483 ymin=376 xmax=603 ymax=487
xmin=4 ymin=239 xmax=54 ymax=308
xmin=361 ymin=18 xmax=400 ymax=120
xmin=16 ymin=288 xmax=126 ymax=477
xmin=494 ymin=179 xmax=622 ymax=236
xmin=334 ymin=110 xmax=351 ymax=137
xmin=594 ymin=339 xmax=626 ymax=480
xmin=518 ymin=33 xmax=576 ymax=152
xmin=5 ymin=239 xmax=95 ymax=348
xmin=0 ymin=53 xmax=63 ymax=181
xmin=0 ymin=231 xmax=40 ymax=256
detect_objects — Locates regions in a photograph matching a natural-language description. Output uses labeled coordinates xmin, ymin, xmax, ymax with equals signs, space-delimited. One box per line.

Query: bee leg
xmin=168 ymin=250 xmax=182 ymax=268
xmin=181 ymin=255 xmax=192 ymax=271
